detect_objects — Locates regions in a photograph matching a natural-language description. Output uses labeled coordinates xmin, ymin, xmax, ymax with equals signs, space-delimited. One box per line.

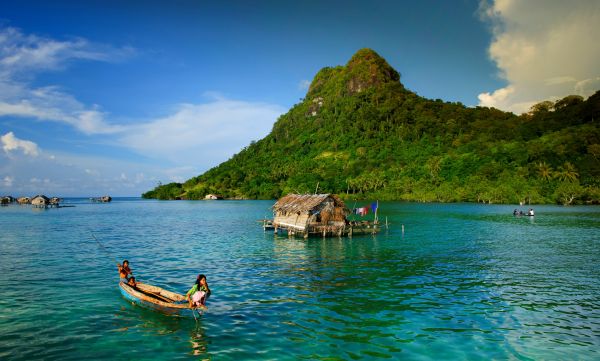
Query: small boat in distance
xmin=513 ymin=208 xmax=535 ymax=217
xmin=119 ymin=281 xmax=204 ymax=317
xmin=90 ymin=196 xmax=112 ymax=202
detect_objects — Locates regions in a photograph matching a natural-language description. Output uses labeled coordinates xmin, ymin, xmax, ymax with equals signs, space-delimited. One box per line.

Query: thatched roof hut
xmin=272 ymin=194 xmax=349 ymax=236
xmin=17 ymin=197 xmax=30 ymax=204
xmin=1 ymin=196 xmax=15 ymax=203
xmin=31 ymin=195 xmax=50 ymax=207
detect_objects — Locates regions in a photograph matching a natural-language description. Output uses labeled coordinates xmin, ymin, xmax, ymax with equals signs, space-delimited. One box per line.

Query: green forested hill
xmin=143 ymin=49 xmax=600 ymax=204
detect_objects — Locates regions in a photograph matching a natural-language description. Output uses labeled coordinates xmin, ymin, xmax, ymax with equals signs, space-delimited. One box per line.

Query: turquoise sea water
xmin=0 ymin=199 xmax=599 ymax=360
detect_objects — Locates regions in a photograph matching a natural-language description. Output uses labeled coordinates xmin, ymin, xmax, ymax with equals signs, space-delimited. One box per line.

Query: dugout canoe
xmin=119 ymin=281 xmax=205 ymax=317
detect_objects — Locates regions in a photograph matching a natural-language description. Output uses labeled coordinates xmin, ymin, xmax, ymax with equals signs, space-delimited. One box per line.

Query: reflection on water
xmin=190 ymin=324 xmax=209 ymax=358
xmin=114 ymin=302 xmax=211 ymax=359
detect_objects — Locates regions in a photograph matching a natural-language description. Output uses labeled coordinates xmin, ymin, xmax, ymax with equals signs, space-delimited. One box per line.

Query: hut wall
xmin=31 ymin=198 xmax=46 ymax=206
xmin=273 ymin=213 xmax=310 ymax=230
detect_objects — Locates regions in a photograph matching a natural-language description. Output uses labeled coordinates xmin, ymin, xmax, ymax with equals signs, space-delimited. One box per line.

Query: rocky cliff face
xmin=344 ymin=48 xmax=400 ymax=94
xmin=306 ymin=48 xmax=401 ymax=99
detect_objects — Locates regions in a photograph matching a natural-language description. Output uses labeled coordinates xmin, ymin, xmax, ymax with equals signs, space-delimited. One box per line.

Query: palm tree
xmin=555 ymin=162 xmax=579 ymax=182
xmin=536 ymin=161 xmax=553 ymax=181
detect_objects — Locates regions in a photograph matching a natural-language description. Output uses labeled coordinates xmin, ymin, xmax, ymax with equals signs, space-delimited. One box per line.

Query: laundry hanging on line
xmin=371 ymin=202 xmax=378 ymax=213
xmin=353 ymin=207 xmax=369 ymax=216
xmin=353 ymin=201 xmax=378 ymax=217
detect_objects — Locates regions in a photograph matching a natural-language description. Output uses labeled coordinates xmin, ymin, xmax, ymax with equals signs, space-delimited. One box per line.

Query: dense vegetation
xmin=143 ymin=49 xmax=600 ymax=204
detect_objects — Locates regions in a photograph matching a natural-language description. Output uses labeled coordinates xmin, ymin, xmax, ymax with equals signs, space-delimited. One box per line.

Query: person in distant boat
xmin=185 ymin=274 xmax=211 ymax=308
xmin=127 ymin=276 xmax=137 ymax=288
xmin=528 ymin=208 xmax=535 ymax=216
xmin=513 ymin=209 xmax=519 ymax=216
xmin=117 ymin=260 xmax=132 ymax=282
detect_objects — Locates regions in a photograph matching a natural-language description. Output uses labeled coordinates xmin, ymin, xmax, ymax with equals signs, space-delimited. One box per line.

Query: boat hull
xmin=119 ymin=282 xmax=201 ymax=317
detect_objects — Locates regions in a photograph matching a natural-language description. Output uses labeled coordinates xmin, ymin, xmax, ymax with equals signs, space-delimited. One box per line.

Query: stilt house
xmin=1 ymin=196 xmax=15 ymax=203
xmin=17 ymin=197 xmax=30 ymax=204
xmin=272 ymin=194 xmax=349 ymax=237
xmin=31 ymin=195 xmax=50 ymax=207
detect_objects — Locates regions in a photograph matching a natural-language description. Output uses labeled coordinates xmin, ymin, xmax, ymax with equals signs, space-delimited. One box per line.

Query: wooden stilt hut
xmin=31 ymin=195 xmax=50 ymax=208
xmin=272 ymin=193 xmax=380 ymax=238
xmin=1 ymin=196 xmax=15 ymax=204
xmin=49 ymin=197 xmax=61 ymax=207
xmin=272 ymin=194 xmax=347 ymax=238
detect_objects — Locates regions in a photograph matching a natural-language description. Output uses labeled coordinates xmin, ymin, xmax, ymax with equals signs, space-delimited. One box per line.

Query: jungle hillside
xmin=143 ymin=49 xmax=600 ymax=205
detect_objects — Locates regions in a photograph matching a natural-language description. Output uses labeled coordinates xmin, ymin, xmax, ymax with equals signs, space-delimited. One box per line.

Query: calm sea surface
xmin=0 ymin=199 xmax=599 ymax=360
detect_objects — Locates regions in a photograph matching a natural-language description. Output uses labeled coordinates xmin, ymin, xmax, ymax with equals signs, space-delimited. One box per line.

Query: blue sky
xmin=1 ymin=0 xmax=599 ymax=196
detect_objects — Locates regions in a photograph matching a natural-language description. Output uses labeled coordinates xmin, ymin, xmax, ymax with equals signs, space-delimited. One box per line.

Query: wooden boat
xmin=119 ymin=281 xmax=204 ymax=317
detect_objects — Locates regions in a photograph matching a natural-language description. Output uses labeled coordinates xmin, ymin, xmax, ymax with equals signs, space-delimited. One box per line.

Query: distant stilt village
xmin=0 ymin=195 xmax=112 ymax=208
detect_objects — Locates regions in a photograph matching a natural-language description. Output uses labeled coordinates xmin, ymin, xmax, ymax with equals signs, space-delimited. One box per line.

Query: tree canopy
xmin=143 ymin=49 xmax=600 ymax=205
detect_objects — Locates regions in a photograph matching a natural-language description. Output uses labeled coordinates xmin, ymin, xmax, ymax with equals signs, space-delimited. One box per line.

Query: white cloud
xmin=0 ymin=27 xmax=286 ymax=195
xmin=0 ymin=96 xmax=283 ymax=196
xmin=1 ymin=131 xmax=40 ymax=156
xmin=0 ymin=27 xmax=130 ymax=134
xmin=3 ymin=176 xmax=13 ymax=187
xmin=0 ymin=149 xmax=172 ymax=196
xmin=121 ymin=96 xmax=285 ymax=168
xmin=0 ymin=87 xmax=122 ymax=134
xmin=84 ymin=168 xmax=100 ymax=176
xmin=545 ymin=76 xmax=576 ymax=86
xmin=478 ymin=0 xmax=600 ymax=113
xmin=0 ymin=26 xmax=134 ymax=76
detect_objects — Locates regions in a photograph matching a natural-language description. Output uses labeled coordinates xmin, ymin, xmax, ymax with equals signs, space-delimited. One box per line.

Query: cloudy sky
xmin=1 ymin=0 xmax=598 ymax=196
